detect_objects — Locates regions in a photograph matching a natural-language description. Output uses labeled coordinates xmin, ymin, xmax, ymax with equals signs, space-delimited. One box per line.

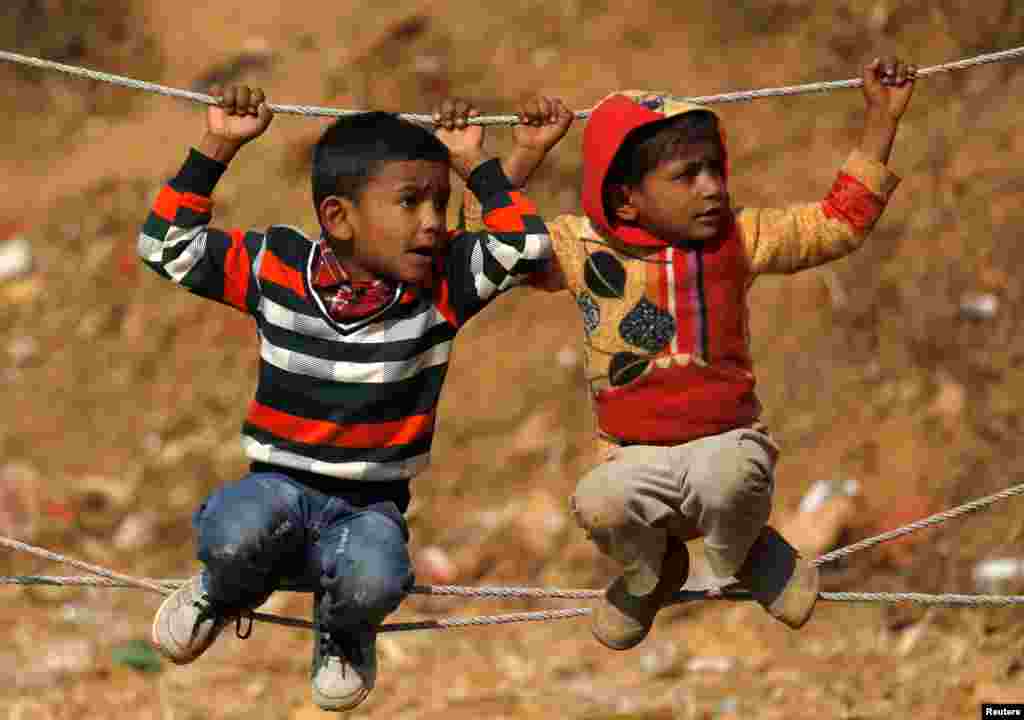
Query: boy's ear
xmin=609 ymin=184 xmax=640 ymax=223
xmin=319 ymin=195 xmax=357 ymax=242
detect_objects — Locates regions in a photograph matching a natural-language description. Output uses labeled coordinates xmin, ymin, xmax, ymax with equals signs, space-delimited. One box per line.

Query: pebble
xmin=639 ymin=640 xmax=681 ymax=677
xmin=415 ymin=545 xmax=457 ymax=585
xmin=6 ymin=337 xmax=39 ymax=367
xmin=0 ymin=234 xmax=32 ymax=282
xmin=798 ymin=477 xmax=860 ymax=513
xmin=685 ymin=656 xmax=735 ymax=674
xmin=960 ymin=292 xmax=999 ymax=320
xmin=112 ymin=512 xmax=158 ymax=552
xmin=973 ymin=557 xmax=1024 ymax=594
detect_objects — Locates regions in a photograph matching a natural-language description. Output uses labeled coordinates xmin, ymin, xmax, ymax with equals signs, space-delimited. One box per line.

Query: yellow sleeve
xmin=738 ymin=149 xmax=901 ymax=275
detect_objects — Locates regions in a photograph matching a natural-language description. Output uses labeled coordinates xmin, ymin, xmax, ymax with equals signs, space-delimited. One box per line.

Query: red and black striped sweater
xmin=138 ymin=149 xmax=551 ymax=487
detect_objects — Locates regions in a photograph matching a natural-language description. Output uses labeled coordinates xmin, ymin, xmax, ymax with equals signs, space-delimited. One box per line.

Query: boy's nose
xmin=697 ymin=171 xmax=725 ymax=198
xmin=420 ymin=206 xmax=444 ymax=230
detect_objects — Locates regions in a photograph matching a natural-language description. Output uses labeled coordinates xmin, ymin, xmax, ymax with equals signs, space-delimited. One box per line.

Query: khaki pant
xmin=570 ymin=428 xmax=779 ymax=596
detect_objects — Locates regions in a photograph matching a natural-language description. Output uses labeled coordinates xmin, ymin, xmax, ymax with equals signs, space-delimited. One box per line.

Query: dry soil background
xmin=4 ymin=1 xmax=1024 ymax=719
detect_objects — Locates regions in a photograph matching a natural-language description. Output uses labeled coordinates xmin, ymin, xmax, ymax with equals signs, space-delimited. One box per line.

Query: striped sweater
xmin=138 ymin=149 xmax=551 ymax=486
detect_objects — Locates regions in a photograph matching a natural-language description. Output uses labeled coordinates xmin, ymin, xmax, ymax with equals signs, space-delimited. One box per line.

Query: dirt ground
xmin=4 ymin=1 xmax=1024 ymax=718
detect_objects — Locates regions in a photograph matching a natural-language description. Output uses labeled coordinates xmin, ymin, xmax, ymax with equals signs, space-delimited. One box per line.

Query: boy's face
xmin=616 ymin=140 xmax=729 ymax=244
xmin=324 ymin=159 xmax=451 ymax=285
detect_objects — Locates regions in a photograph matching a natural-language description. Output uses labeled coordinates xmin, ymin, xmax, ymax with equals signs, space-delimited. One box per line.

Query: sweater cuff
xmin=842 ymin=149 xmax=901 ymax=201
xmin=170 ymin=148 xmax=228 ymax=197
xmin=466 ymin=157 xmax=513 ymax=201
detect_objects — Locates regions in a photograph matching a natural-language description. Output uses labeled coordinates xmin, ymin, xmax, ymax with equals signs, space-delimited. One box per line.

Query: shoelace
xmin=318 ymin=627 xmax=366 ymax=677
xmin=191 ymin=598 xmax=254 ymax=640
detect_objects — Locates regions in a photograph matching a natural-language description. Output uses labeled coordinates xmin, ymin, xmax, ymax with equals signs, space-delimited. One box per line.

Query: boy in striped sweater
xmin=463 ymin=58 xmax=916 ymax=650
xmin=142 ymin=85 xmax=572 ymax=711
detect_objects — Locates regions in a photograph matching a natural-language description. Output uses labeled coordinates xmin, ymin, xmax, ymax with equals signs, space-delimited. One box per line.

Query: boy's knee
xmin=198 ymin=498 xmax=294 ymax=567
xmin=571 ymin=471 xmax=633 ymax=535
xmin=349 ymin=568 xmax=414 ymax=617
xmin=321 ymin=511 xmax=413 ymax=624
xmin=691 ymin=440 xmax=773 ymax=513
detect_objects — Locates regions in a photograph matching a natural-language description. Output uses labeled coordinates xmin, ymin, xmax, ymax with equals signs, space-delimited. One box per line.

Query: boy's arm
xmin=741 ymin=58 xmax=915 ymax=275
xmin=137 ymin=85 xmax=274 ymax=312
xmin=439 ymin=158 xmax=554 ymax=325
xmin=457 ymin=95 xmax=573 ymax=292
xmin=459 ymin=177 xmax=570 ymax=294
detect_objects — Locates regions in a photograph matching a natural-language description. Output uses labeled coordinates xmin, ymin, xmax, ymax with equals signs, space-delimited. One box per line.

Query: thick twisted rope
xmin=7 ymin=574 xmax=1024 ymax=610
xmin=813 ymin=481 xmax=1024 ymax=567
xmin=2 ymin=44 xmax=1024 ymax=124
xmin=5 ymin=480 xmax=1024 ymax=631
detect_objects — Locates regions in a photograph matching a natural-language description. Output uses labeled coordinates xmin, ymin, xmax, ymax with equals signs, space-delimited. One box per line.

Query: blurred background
xmin=3 ymin=1 xmax=1024 ymax=718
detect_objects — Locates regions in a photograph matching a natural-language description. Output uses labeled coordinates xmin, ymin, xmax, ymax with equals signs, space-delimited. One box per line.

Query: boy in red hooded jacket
xmin=467 ymin=57 xmax=916 ymax=650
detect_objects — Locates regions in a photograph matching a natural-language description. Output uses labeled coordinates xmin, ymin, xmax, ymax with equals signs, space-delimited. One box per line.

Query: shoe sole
xmin=591 ymin=543 xmax=691 ymax=651
xmin=313 ymin=686 xmax=370 ymax=712
xmin=151 ymin=587 xmax=196 ymax=665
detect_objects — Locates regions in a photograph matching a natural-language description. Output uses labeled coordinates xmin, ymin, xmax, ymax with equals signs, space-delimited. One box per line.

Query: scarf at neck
xmin=313 ymin=239 xmax=399 ymax=322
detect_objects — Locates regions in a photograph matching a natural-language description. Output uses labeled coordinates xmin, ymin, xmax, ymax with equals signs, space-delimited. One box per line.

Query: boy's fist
xmin=206 ymin=84 xmax=274 ymax=146
xmin=862 ymin=57 xmax=917 ymax=122
xmin=433 ymin=97 xmax=487 ymax=180
xmin=513 ymin=95 xmax=574 ymax=153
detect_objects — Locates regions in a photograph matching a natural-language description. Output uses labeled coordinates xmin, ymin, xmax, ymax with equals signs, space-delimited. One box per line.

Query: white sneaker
xmin=311 ymin=601 xmax=377 ymax=712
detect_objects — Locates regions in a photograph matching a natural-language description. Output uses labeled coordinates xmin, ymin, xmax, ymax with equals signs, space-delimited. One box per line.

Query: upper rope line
xmin=5 ymin=480 xmax=1024 ymax=633
xmin=2 ymin=44 xmax=1024 ymax=124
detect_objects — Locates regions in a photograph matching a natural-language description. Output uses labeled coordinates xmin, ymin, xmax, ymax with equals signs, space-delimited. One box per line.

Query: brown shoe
xmin=735 ymin=526 xmax=819 ymax=629
xmin=591 ymin=540 xmax=690 ymax=651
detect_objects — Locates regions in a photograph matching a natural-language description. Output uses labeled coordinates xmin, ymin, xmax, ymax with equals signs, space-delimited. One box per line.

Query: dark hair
xmin=603 ymin=110 xmax=722 ymax=221
xmin=311 ymin=112 xmax=450 ymax=213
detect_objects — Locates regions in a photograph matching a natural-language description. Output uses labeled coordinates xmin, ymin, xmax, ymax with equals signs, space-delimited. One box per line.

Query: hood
xmin=581 ymin=90 xmax=728 ymax=248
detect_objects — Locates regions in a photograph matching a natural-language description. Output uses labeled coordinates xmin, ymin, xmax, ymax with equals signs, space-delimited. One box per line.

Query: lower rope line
xmin=2 ymin=44 xmax=1024 ymax=123
xmin=5 ymin=479 xmax=1024 ymax=631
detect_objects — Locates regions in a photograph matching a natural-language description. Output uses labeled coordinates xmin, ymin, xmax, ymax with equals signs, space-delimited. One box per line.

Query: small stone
xmin=960 ymin=292 xmax=999 ymax=320
xmin=783 ymin=478 xmax=861 ymax=558
xmin=112 ymin=512 xmax=158 ymax=552
xmin=7 ymin=337 xmax=38 ymax=367
xmin=685 ymin=656 xmax=734 ymax=674
xmin=0 ymin=234 xmax=33 ymax=282
xmin=973 ymin=558 xmax=1024 ymax=594
xmin=639 ymin=640 xmax=681 ymax=677
xmin=415 ymin=545 xmax=456 ymax=585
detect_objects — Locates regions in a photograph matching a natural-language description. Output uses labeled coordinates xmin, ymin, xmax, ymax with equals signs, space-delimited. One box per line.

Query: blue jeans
xmin=193 ymin=468 xmax=414 ymax=632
